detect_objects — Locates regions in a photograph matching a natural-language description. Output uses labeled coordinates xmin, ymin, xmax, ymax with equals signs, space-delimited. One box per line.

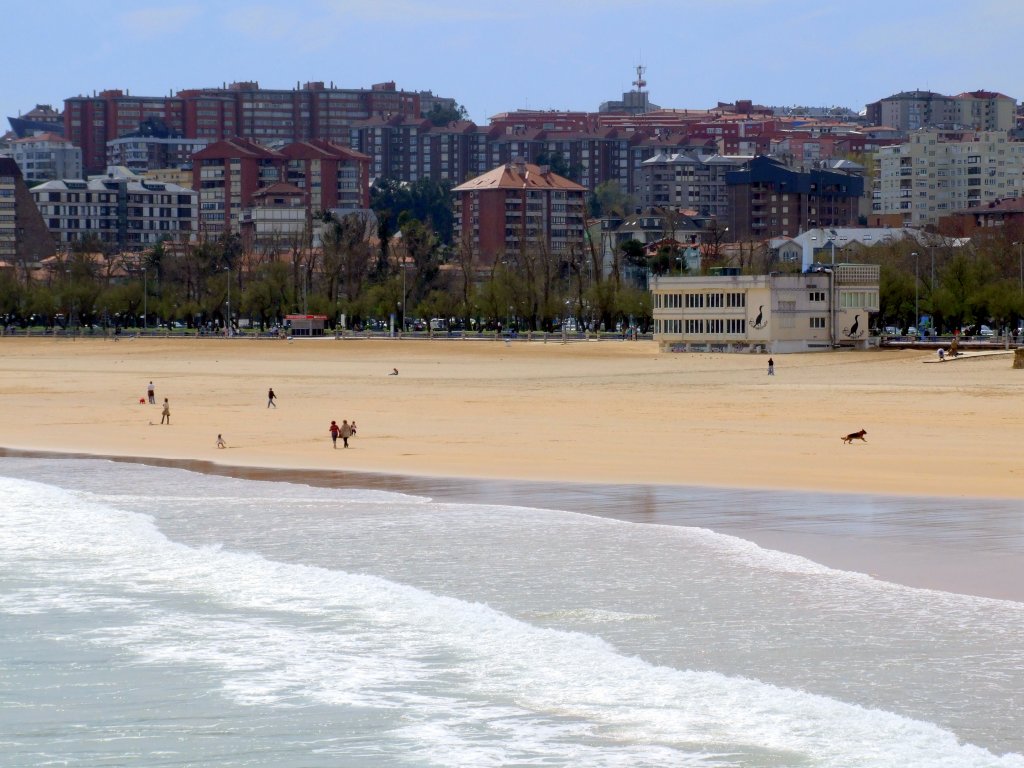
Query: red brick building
xmin=193 ymin=137 xmax=370 ymax=240
xmin=279 ymin=139 xmax=370 ymax=211
xmin=192 ymin=138 xmax=286 ymax=238
xmin=66 ymin=81 xmax=437 ymax=175
xmin=452 ymin=160 xmax=587 ymax=268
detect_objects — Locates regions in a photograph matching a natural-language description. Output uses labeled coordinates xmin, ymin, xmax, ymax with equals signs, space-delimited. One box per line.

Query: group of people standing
xmin=329 ymin=419 xmax=356 ymax=448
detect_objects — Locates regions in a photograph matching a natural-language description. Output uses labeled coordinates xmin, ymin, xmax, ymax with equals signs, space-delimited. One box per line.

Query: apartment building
xmin=451 ymin=160 xmax=587 ymax=268
xmin=725 ymin=156 xmax=864 ymax=240
xmin=192 ymin=138 xmax=287 ymax=238
xmin=871 ymin=130 xmax=1024 ymax=227
xmin=66 ymin=81 xmax=448 ymax=175
xmin=0 ymin=158 xmax=56 ymax=272
xmin=193 ymin=137 xmax=370 ymax=241
xmin=866 ymin=90 xmax=1016 ymax=133
xmin=106 ymin=135 xmax=209 ymax=175
xmin=9 ymin=132 xmax=82 ymax=183
xmin=637 ymin=152 xmax=748 ymax=218
xmin=279 ymin=139 xmax=370 ymax=211
xmin=651 ymin=263 xmax=880 ymax=353
xmin=30 ymin=170 xmax=197 ymax=249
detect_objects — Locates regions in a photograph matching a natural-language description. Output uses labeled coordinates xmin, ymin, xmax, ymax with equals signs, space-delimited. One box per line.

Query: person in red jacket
xmin=329 ymin=420 xmax=340 ymax=449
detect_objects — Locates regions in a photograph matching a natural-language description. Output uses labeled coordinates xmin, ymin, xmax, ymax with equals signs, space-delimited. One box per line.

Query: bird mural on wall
xmin=843 ymin=314 xmax=863 ymax=338
xmin=751 ymin=305 xmax=766 ymax=329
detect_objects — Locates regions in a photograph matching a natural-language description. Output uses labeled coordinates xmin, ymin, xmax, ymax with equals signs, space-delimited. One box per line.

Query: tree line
xmin=2 ymin=174 xmax=1022 ymax=336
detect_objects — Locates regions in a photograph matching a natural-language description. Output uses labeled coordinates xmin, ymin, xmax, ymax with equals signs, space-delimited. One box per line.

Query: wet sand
xmin=1 ymin=336 xmax=1022 ymax=601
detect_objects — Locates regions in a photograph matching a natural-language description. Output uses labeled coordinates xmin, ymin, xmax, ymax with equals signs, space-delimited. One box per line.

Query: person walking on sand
xmin=340 ymin=419 xmax=353 ymax=448
xmin=216 ymin=434 xmax=226 ymax=449
xmin=267 ymin=387 xmax=277 ymax=408
xmin=161 ymin=398 xmax=170 ymax=425
xmin=767 ymin=357 xmax=775 ymax=376
xmin=147 ymin=381 xmax=155 ymax=404
xmin=329 ymin=420 xmax=340 ymax=448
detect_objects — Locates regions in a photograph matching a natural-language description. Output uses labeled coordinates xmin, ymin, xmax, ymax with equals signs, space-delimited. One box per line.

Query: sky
xmin=5 ymin=0 xmax=1024 ymax=128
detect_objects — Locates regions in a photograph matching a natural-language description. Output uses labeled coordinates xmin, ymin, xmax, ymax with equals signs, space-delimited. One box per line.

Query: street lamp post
xmin=912 ymin=251 xmax=919 ymax=333
xmin=225 ymin=266 xmax=231 ymax=336
xmin=142 ymin=268 xmax=147 ymax=333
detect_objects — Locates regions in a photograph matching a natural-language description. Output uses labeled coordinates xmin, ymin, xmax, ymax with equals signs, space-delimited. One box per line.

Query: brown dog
xmin=841 ymin=429 xmax=867 ymax=444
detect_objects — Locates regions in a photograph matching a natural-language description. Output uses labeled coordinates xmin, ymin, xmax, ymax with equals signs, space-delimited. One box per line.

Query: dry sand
xmin=0 ymin=335 xmax=1021 ymax=499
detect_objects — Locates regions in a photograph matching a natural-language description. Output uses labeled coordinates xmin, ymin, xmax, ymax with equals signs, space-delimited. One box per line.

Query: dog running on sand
xmin=841 ymin=428 xmax=867 ymax=444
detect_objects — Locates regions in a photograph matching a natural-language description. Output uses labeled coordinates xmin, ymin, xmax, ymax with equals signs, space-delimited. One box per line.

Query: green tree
xmin=590 ymin=180 xmax=634 ymax=218
xmin=425 ymin=102 xmax=468 ymax=126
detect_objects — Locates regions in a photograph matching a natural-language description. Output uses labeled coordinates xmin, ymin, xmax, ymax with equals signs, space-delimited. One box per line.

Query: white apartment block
xmin=651 ymin=264 xmax=880 ymax=354
xmin=31 ymin=172 xmax=197 ymax=249
xmin=872 ymin=131 xmax=1024 ymax=227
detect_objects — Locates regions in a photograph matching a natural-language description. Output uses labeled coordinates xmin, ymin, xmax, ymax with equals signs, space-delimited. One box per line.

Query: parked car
xmin=979 ymin=325 xmax=994 ymax=337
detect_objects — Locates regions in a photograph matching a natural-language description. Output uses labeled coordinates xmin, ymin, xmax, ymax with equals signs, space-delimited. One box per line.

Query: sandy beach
xmin=2 ymin=335 xmax=1022 ymax=601
xmin=0 ymin=335 xmax=1021 ymax=497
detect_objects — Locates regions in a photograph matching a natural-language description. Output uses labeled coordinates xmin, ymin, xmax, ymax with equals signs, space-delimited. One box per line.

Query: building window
xmin=810 ymin=317 xmax=827 ymax=329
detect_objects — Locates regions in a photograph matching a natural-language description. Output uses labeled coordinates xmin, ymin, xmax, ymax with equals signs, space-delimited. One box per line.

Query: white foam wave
xmin=1 ymin=475 xmax=1021 ymax=767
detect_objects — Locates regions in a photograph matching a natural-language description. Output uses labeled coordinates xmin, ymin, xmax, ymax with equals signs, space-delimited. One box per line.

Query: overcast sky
xmin=5 ymin=0 xmax=1023 ymax=127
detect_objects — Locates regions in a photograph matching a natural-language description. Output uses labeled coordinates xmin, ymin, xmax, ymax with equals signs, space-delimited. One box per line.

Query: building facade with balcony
xmin=651 ymin=263 xmax=880 ymax=353
xmin=451 ymin=160 xmax=587 ymax=268
xmin=870 ymin=130 xmax=1024 ymax=228
xmin=30 ymin=170 xmax=197 ymax=249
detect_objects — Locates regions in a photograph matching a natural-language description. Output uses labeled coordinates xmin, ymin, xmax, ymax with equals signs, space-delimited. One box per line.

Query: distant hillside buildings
xmin=63 ymin=81 xmax=455 ymax=175
xmin=4 ymin=77 xmax=1024 ymax=257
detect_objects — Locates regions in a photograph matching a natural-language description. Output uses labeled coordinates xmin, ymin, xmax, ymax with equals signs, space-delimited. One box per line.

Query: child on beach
xmin=329 ymin=420 xmax=340 ymax=448
xmin=161 ymin=398 xmax=170 ymax=425
xmin=216 ymin=434 xmax=226 ymax=449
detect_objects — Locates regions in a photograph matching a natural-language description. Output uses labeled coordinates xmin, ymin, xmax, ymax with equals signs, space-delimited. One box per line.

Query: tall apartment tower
xmin=871 ymin=130 xmax=1024 ymax=227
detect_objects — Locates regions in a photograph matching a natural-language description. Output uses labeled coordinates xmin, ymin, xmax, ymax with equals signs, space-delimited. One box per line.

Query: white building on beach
xmin=651 ymin=264 xmax=880 ymax=353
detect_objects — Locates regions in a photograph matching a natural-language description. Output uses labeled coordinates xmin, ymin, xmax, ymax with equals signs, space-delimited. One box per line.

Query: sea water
xmin=0 ymin=457 xmax=1021 ymax=767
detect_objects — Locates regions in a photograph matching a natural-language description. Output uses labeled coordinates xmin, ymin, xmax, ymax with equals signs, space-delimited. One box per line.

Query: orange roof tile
xmin=452 ymin=161 xmax=585 ymax=192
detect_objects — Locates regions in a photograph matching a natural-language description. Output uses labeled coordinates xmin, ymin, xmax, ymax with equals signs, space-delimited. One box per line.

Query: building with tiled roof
xmin=279 ymin=139 xmax=371 ymax=211
xmin=452 ymin=159 xmax=587 ymax=267
xmin=192 ymin=138 xmax=287 ymax=237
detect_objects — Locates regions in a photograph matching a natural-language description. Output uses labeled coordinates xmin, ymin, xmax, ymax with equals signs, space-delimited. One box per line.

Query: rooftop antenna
xmin=633 ymin=64 xmax=647 ymax=93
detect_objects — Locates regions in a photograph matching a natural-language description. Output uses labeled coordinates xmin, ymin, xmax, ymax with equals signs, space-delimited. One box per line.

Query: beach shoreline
xmin=2 ymin=337 xmax=1022 ymax=602
xmin=3 ymin=446 xmax=1022 ymax=604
